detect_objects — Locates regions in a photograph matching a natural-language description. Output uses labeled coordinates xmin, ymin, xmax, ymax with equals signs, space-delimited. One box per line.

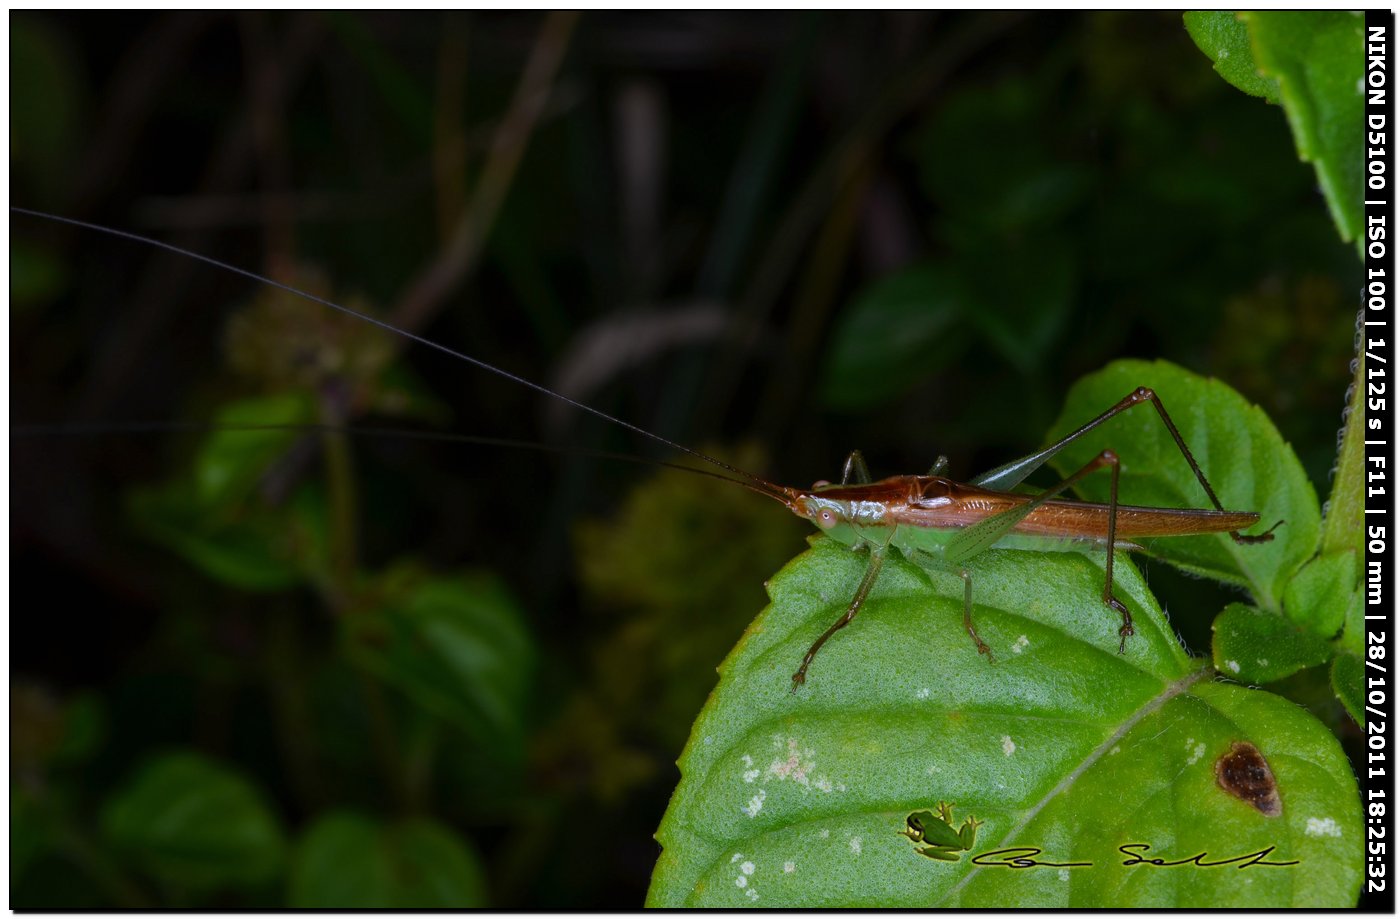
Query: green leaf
xmin=1282 ymin=550 xmax=1358 ymax=638
xmin=1243 ymin=12 xmax=1366 ymax=251
xmin=1211 ymin=602 xmax=1332 ymax=684
xmin=956 ymin=236 xmax=1076 ymax=375
xmin=129 ymin=393 xmax=331 ymax=591
xmin=1330 ymin=653 xmax=1363 ymax=725
xmin=53 ymin=691 xmax=105 ymax=765
xmin=191 ymin=393 xmax=314 ymax=505
xmin=1184 ymin=12 xmax=1283 ymax=103
xmin=10 ymin=239 xmax=67 ymax=310
xmin=347 ymin=571 xmax=534 ymax=748
xmin=648 ymin=539 xmax=1361 ymax=907
xmin=910 ymin=78 xmax=1093 ymax=235
xmin=131 ymin=481 xmax=329 ymax=592
xmin=821 ymin=264 xmax=968 ymax=411
xmin=10 ymin=16 xmax=85 ymax=198
xmin=288 ymin=812 xmax=487 ymax=908
xmin=101 ymin=751 xmax=286 ymax=894
xmin=1045 ymin=360 xmax=1320 ymax=611
xmin=11 ymin=784 xmax=51 ymax=884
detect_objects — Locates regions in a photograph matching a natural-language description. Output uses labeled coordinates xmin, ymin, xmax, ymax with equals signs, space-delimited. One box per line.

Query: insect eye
xmin=818 ymin=509 xmax=838 ymax=528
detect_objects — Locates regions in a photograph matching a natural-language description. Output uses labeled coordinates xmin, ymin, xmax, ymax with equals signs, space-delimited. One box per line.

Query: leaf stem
xmin=1321 ymin=337 xmax=1364 ymax=566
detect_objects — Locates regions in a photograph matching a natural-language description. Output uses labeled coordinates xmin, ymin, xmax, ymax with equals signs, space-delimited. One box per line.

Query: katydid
xmin=12 ymin=208 xmax=1280 ymax=692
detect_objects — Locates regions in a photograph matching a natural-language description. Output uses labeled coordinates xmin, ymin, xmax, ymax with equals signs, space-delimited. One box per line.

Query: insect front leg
xmin=791 ymin=545 xmax=886 ymax=692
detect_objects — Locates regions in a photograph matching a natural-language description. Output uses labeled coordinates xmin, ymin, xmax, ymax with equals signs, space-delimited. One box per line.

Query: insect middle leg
xmin=943 ymin=449 xmax=1136 ymax=654
xmin=907 ymin=551 xmax=992 ymax=661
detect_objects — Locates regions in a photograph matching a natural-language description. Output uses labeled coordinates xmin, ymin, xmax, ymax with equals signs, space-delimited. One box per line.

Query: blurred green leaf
xmin=192 ymin=394 xmax=314 ymax=505
xmin=53 ymin=692 xmax=105 ymax=765
xmin=1184 ymin=12 xmax=1282 ymax=103
xmin=288 ymin=812 xmax=487 ymax=908
xmin=570 ymin=447 xmax=805 ymax=766
xmin=11 ymin=785 xmax=51 ymax=884
xmin=130 ymin=393 xmax=330 ymax=590
xmin=1046 ymin=360 xmax=1320 ymax=611
xmin=348 ymin=571 xmax=534 ymax=748
xmin=1212 ymin=601 xmax=1332 ymax=684
xmin=911 ymin=79 xmax=1092 ymax=236
xmin=957 ymin=236 xmax=1076 ymax=374
xmin=10 ymin=240 xmax=67 ymax=309
xmin=820 ymin=264 xmax=968 ymax=411
xmin=101 ymin=751 xmax=286 ymax=894
xmin=10 ymin=16 xmax=84 ymax=198
xmin=648 ymin=539 xmax=1361 ymax=906
xmin=131 ymin=481 xmax=329 ymax=592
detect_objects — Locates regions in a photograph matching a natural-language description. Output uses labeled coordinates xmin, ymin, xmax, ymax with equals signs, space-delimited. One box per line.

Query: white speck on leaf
xmin=1186 ymin=741 xmax=1206 ymax=766
xmin=743 ymin=769 xmax=760 ymax=783
xmin=814 ymin=776 xmax=832 ymax=793
xmin=742 ymin=790 xmax=766 ymax=818
xmin=916 ymin=687 xmax=931 ymax=700
xmin=735 ymin=875 xmax=748 ymax=889
xmin=1058 ymin=868 xmax=1070 ymax=882
xmin=850 ymin=836 xmax=862 ymax=855
xmin=740 ymin=861 xmax=755 ymax=876
xmin=1001 ymin=735 xmax=1016 ymax=756
xmin=1306 ymin=817 xmax=1342 ymax=838
xmin=784 ymin=861 xmax=795 ymax=874
xmin=745 ymin=889 xmax=759 ymax=901
xmin=731 ymin=852 xmax=743 ymax=863
xmin=1225 ymin=660 xmax=1241 ymax=674
xmin=1012 ymin=635 xmax=1029 ymax=654
xmin=820 ymin=829 xmax=830 ymax=839
xmin=1257 ymin=658 xmax=1269 ymax=666
xmin=741 ymin=754 xmax=753 ymax=767
xmin=1219 ymin=48 xmax=1230 ymax=59
xmin=1109 ymin=745 xmax=1121 ymax=756
xmin=768 ymin=737 xmax=812 ymax=786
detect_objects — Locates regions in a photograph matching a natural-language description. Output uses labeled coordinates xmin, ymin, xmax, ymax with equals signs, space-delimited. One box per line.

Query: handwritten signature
xmin=968 ymin=844 xmax=1299 ymax=870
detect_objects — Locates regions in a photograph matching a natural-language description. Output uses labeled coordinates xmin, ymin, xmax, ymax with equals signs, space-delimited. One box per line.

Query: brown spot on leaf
xmin=1215 ymin=741 xmax=1281 ymax=817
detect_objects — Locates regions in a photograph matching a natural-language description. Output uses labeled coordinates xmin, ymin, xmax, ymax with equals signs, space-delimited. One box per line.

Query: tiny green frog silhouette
xmin=901 ymin=801 xmax=983 ymax=862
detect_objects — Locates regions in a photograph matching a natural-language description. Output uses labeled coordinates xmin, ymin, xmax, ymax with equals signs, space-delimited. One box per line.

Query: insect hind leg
xmin=970 ymin=386 xmax=1280 ymax=545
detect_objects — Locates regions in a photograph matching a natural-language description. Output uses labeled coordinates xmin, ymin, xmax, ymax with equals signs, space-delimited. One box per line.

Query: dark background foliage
xmin=11 ymin=11 xmax=1359 ymax=908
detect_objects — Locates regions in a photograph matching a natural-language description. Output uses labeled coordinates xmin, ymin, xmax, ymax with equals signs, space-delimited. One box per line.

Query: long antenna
xmin=13 ymin=206 xmax=791 ymax=503
xmin=12 ymin=420 xmax=793 ymax=504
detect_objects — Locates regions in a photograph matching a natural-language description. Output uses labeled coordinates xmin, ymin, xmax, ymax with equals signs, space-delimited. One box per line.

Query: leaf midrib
xmin=936 ymin=663 xmax=1212 ymax=905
